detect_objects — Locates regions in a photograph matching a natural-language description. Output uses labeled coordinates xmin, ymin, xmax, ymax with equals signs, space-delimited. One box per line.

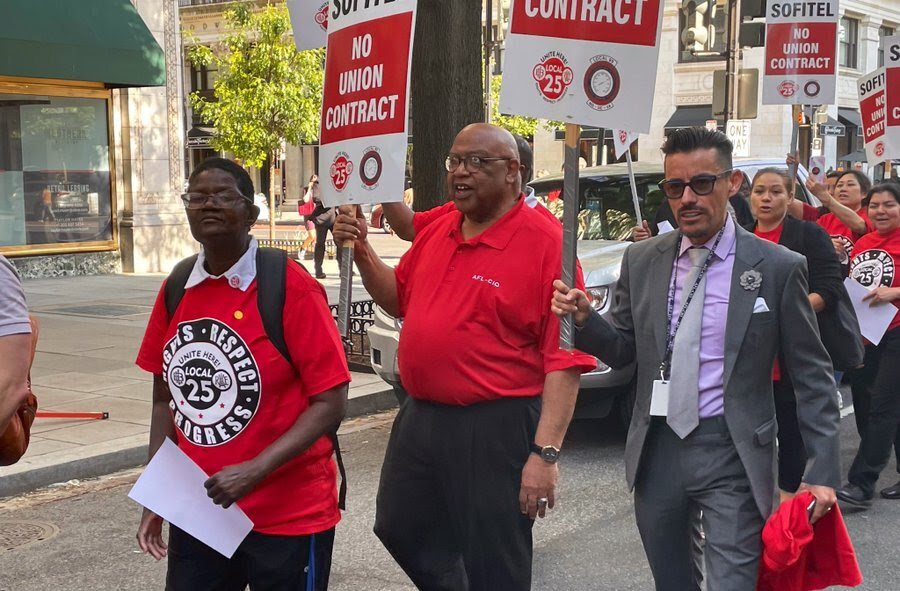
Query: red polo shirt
xmin=136 ymin=261 xmax=350 ymax=535
xmin=395 ymin=197 xmax=596 ymax=406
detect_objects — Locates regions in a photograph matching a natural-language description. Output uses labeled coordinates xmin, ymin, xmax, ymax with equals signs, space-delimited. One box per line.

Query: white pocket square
xmin=753 ymin=297 xmax=770 ymax=313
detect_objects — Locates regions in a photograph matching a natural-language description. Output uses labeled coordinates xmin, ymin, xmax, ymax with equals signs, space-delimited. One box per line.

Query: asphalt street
xmin=1 ymin=409 xmax=898 ymax=590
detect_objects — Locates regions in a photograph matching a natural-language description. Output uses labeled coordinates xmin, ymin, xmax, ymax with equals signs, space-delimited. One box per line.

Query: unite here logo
xmin=532 ymin=51 xmax=573 ymax=103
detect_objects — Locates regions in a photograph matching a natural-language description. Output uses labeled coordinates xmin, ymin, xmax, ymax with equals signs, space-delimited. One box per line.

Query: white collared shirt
xmin=185 ymin=237 xmax=258 ymax=292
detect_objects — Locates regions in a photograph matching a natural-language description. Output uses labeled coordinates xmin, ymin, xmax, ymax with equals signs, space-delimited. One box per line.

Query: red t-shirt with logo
xmin=849 ymin=227 xmax=900 ymax=333
xmin=136 ymin=261 xmax=350 ymax=535
xmin=818 ymin=209 xmax=873 ymax=265
xmin=395 ymin=198 xmax=596 ymax=406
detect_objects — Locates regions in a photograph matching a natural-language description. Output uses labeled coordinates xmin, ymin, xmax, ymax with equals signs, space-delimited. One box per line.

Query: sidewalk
xmin=0 ymin=266 xmax=398 ymax=498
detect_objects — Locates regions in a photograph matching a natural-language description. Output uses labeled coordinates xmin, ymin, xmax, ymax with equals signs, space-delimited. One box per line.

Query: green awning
xmin=0 ymin=0 xmax=166 ymax=87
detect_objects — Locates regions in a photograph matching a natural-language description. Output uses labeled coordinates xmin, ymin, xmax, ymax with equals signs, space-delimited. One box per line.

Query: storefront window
xmin=0 ymin=93 xmax=112 ymax=251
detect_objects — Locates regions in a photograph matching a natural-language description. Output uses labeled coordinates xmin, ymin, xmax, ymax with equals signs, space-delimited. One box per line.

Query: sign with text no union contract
xmin=318 ymin=0 xmax=416 ymax=207
xmin=857 ymin=67 xmax=891 ymax=164
xmin=500 ymin=0 xmax=664 ymax=133
xmin=762 ymin=0 xmax=838 ymax=105
xmin=883 ymin=35 xmax=900 ymax=164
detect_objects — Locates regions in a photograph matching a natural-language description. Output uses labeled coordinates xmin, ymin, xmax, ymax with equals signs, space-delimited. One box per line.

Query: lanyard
xmin=659 ymin=225 xmax=726 ymax=380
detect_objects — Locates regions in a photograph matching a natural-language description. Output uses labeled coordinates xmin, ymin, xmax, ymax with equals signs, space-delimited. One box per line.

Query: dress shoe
xmin=315 ymin=272 xmax=327 ymax=279
xmin=836 ymin=484 xmax=873 ymax=510
xmin=880 ymin=480 xmax=900 ymax=499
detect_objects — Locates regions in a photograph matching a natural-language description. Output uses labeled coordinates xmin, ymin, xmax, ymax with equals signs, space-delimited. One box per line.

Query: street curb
xmin=0 ymin=387 xmax=398 ymax=499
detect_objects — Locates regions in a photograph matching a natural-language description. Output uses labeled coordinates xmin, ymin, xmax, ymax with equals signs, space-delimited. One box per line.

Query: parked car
xmin=369 ymin=158 xmax=817 ymax=425
xmin=368 ymin=204 xmax=391 ymax=233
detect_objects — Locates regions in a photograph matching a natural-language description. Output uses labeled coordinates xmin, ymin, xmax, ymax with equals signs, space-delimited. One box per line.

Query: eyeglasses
xmin=180 ymin=191 xmax=252 ymax=210
xmin=445 ymin=154 xmax=512 ymax=173
xmin=659 ymin=170 xmax=732 ymax=200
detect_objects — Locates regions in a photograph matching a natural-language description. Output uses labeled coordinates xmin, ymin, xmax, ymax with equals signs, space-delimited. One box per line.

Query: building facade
xmin=0 ymin=0 xmax=195 ymax=277
xmin=534 ymin=0 xmax=900 ymax=177
xmin=179 ymin=0 xmax=318 ymax=208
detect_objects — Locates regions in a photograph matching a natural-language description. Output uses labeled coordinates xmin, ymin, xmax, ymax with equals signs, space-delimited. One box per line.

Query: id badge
xmin=650 ymin=380 xmax=670 ymax=416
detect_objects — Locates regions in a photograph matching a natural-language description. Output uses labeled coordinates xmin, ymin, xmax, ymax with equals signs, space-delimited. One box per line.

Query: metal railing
xmin=330 ymin=300 xmax=375 ymax=372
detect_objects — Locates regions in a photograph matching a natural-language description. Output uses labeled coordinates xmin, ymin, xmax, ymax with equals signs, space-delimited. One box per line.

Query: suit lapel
xmin=724 ymin=228 xmax=765 ymax=389
xmin=648 ymin=233 xmax=679 ymax=361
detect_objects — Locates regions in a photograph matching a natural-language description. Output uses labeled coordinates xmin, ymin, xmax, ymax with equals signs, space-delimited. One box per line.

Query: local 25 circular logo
xmin=315 ymin=2 xmax=328 ymax=31
xmin=851 ymin=249 xmax=895 ymax=288
xmin=163 ymin=318 xmax=261 ymax=447
xmin=330 ymin=152 xmax=353 ymax=191
xmin=875 ymin=142 xmax=885 ymax=157
xmin=532 ymin=52 xmax=573 ymax=102
xmin=777 ymin=80 xmax=798 ymax=98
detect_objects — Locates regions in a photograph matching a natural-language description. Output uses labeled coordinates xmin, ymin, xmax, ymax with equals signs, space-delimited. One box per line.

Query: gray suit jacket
xmin=576 ymin=225 xmax=841 ymax=517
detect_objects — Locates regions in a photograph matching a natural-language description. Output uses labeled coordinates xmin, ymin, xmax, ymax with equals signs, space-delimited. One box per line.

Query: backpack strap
xmin=255 ymin=247 xmax=347 ymax=510
xmin=164 ymin=254 xmax=200 ymax=320
xmin=255 ymin=247 xmax=291 ymax=365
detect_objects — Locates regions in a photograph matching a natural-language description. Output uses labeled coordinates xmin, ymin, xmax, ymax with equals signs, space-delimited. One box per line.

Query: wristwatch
xmin=530 ymin=443 xmax=561 ymax=463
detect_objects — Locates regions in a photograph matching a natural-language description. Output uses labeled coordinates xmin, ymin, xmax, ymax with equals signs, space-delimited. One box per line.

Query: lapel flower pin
xmin=740 ymin=269 xmax=762 ymax=291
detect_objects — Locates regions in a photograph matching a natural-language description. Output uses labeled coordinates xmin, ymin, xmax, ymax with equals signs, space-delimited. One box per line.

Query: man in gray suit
xmin=552 ymin=128 xmax=841 ymax=590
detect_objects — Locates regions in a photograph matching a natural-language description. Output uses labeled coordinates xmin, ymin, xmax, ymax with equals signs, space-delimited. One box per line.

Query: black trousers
xmin=166 ymin=526 xmax=335 ymax=591
xmin=848 ymin=329 xmax=900 ymax=496
xmin=313 ymin=222 xmax=342 ymax=275
xmin=773 ymin=379 xmax=807 ymax=493
xmin=374 ymin=396 xmax=540 ymax=591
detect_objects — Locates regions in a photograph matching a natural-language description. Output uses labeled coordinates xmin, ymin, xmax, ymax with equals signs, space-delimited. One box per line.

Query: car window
xmin=532 ymin=174 xmax=665 ymax=240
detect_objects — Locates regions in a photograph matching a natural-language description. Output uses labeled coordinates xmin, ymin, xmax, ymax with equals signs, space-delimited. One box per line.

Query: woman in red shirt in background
xmin=816 ymin=171 xmax=874 ymax=267
xmin=837 ymin=183 xmax=900 ymax=510
xmin=748 ymin=168 xmax=844 ymax=502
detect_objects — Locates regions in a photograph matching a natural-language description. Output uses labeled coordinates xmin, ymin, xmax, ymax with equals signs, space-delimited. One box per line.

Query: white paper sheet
xmin=128 ymin=439 xmax=254 ymax=558
xmin=843 ymin=277 xmax=897 ymax=346
xmin=657 ymin=220 xmax=675 ymax=235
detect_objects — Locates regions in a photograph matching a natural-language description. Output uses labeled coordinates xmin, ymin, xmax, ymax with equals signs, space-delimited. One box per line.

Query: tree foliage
xmin=186 ymin=2 xmax=323 ymax=169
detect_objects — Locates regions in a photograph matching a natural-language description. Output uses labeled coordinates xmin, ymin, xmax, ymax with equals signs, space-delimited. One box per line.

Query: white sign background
xmin=287 ymin=0 xmax=328 ymax=51
xmin=883 ymin=34 xmax=900 ymax=162
xmin=858 ymin=67 xmax=890 ymax=165
xmin=726 ymin=119 xmax=751 ymax=157
xmin=762 ymin=0 xmax=838 ymax=105
xmin=500 ymin=1 xmax=664 ymax=133
xmin=318 ymin=0 xmax=416 ymax=207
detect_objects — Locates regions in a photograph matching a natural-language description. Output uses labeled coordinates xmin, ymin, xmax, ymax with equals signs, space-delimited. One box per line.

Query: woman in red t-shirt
xmin=816 ymin=171 xmax=874 ymax=267
xmin=135 ymin=158 xmax=350 ymax=589
xmin=749 ymin=168 xmax=844 ymax=502
xmin=838 ymin=183 xmax=900 ymax=510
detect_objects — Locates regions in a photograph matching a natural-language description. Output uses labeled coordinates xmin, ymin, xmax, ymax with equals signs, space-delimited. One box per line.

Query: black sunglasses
xmin=659 ymin=170 xmax=732 ymax=200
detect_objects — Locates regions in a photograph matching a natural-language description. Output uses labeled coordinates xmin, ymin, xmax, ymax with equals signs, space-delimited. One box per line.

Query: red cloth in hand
xmin=757 ymin=491 xmax=863 ymax=591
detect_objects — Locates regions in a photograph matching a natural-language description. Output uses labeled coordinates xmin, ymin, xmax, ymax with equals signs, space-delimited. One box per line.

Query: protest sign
xmin=858 ymin=68 xmax=890 ymax=165
xmin=287 ymin=0 xmax=329 ymax=51
xmin=500 ymin=0 xmax=664 ymax=133
xmin=613 ymin=130 xmax=638 ymax=160
xmin=318 ymin=0 xmax=416 ymax=206
xmin=883 ymin=35 xmax=900 ymax=162
xmin=762 ymin=0 xmax=838 ymax=105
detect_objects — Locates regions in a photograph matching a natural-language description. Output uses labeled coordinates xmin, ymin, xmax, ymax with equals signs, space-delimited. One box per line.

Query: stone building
xmin=0 ymin=0 xmax=195 ymax=276
xmin=179 ymin=0 xmax=318 ymax=209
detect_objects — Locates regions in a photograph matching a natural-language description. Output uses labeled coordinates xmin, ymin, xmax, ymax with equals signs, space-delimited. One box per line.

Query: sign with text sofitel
xmin=762 ymin=0 xmax=838 ymax=105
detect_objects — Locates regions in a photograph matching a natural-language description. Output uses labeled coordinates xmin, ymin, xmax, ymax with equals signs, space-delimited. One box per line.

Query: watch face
xmin=541 ymin=447 xmax=560 ymax=462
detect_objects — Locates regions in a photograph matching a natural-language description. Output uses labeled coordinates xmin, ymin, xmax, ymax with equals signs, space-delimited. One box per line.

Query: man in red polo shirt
xmin=334 ymin=123 xmax=596 ymax=590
